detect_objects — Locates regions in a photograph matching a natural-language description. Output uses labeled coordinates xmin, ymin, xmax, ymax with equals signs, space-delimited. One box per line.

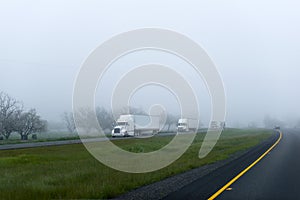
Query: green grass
xmin=0 ymin=137 xmax=80 ymax=145
xmin=0 ymin=132 xmax=109 ymax=145
xmin=0 ymin=128 xmax=273 ymax=199
xmin=0 ymin=132 xmax=80 ymax=145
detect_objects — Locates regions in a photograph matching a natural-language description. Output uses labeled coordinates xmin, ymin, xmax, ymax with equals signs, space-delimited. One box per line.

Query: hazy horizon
xmin=1 ymin=1 xmax=300 ymax=128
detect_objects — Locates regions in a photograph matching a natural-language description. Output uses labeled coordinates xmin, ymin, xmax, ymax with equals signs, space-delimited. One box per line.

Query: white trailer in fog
xmin=111 ymin=114 xmax=160 ymax=137
xmin=177 ymin=118 xmax=198 ymax=132
xmin=209 ymin=121 xmax=226 ymax=130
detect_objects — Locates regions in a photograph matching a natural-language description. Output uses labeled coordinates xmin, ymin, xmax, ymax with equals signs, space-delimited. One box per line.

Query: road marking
xmin=208 ymin=131 xmax=282 ymax=200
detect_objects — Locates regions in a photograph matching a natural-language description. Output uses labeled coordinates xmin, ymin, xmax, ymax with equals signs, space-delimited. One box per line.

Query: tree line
xmin=62 ymin=106 xmax=180 ymax=134
xmin=0 ymin=92 xmax=47 ymax=140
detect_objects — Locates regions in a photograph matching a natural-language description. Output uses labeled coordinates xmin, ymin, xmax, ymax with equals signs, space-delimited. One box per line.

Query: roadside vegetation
xmin=0 ymin=128 xmax=272 ymax=199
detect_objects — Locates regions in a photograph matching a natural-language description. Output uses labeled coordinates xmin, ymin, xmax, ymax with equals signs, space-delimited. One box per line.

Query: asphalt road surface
xmin=164 ymin=130 xmax=300 ymax=200
xmin=218 ymin=129 xmax=300 ymax=200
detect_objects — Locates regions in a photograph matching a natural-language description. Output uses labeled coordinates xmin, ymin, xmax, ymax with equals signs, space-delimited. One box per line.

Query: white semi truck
xmin=177 ymin=118 xmax=198 ymax=132
xmin=111 ymin=114 xmax=160 ymax=137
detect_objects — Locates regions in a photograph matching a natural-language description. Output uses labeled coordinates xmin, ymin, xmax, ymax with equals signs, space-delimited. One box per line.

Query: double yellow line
xmin=208 ymin=131 xmax=283 ymax=200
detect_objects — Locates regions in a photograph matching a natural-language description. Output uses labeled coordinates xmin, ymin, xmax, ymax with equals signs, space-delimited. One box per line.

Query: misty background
xmin=1 ymin=0 xmax=300 ymax=129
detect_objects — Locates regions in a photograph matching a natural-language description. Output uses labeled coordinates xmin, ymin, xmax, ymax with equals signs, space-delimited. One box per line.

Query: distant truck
xmin=210 ymin=121 xmax=226 ymax=130
xmin=111 ymin=114 xmax=160 ymax=137
xmin=177 ymin=118 xmax=198 ymax=132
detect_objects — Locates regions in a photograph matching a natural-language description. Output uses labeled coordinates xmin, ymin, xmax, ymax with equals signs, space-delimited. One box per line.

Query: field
xmin=0 ymin=132 xmax=78 ymax=145
xmin=0 ymin=129 xmax=273 ymax=199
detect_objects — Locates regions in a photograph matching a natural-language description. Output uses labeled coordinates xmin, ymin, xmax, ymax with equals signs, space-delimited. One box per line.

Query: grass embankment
xmin=0 ymin=132 xmax=80 ymax=145
xmin=0 ymin=129 xmax=272 ymax=199
xmin=0 ymin=137 xmax=80 ymax=145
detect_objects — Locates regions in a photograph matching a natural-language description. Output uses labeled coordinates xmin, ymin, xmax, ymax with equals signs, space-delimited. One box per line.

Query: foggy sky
xmin=1 ymin=0 xmax=300 ymax=127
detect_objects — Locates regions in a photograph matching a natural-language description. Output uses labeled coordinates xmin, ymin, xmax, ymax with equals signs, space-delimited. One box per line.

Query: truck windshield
xmin=178 ymin=123 xmax=187 ymax=126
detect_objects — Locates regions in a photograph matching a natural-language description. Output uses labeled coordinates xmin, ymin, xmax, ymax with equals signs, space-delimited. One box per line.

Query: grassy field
xmin=0 ymin=132 xmax=80 ymax=145
xmin=0 ymin=129 xmax=273 ymax=199
xmin=0 ymin=132 xmax=108 ymax=145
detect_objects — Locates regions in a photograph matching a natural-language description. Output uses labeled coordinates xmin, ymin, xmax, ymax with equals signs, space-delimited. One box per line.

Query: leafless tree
xmin=114 ymin=106 xmax=147 ymax=117
xmin=129 ymin=106 xmax=147 ymax=115
xmin=62 ymin=112 xmax=76 ymax=134
xmin=295 ymin=120 xmax=300 ymax=129
xmin=0 ymin=92 xmax=23 ymax=139
xmin=248 ymin=121 xmax=258 ymax=128
xmin=73 ymin=107 xmax=98 ymax=134
xmin=263 ymin=115 xmax=285 ymax=129
xmin=96 ymin=107 xmax=114 ymax=131
xmin=164 ymin=114 xmax=178 ymax=132
xmin=14 ymin=109 xmax=47 ymax=140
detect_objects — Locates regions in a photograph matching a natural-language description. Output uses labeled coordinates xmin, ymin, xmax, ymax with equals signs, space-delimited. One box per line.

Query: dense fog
xmin=1 ymin=1 xmax=300 ymax=129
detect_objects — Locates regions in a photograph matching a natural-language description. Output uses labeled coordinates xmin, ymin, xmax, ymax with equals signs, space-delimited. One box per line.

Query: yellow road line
xmin=208 ymin=131 xmax=282 ymax=200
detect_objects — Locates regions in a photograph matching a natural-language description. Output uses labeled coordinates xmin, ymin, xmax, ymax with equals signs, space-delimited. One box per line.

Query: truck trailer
xmin=111 ymin=114 xmax=160 ymax=137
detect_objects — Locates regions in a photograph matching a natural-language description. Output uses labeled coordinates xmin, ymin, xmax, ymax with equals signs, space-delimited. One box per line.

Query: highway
xmin=164 ymin=130 xmax=300 ymax=200
xmin=218 ymin=129 xmax=300 ymax=200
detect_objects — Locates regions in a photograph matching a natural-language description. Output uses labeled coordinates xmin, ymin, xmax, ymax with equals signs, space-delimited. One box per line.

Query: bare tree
xmin=248 ymin=121 xmax=258 ymax=128
xmin=62 ymin=112 xmax=76 ymax=134
xmin=14 ymin=109 xmax=47 ymax=140
xmin=295 ymin=120 xmax=300 ymax=129
xmin=129 ymin=106 xmax=147 ymax=115
xmin=0 ymin=92 xmax=23 ymax=139
xmin=263 ymin=115 xmax=285 ymax=129
xmin=164 ymin=114 xmax=178 ymax=132
xmin=96 ymin=107 xmax=114 ymax=131
xmin=114 ymin=106 xmax=147 ymax=118
xmin=74 ymin=107 xmax=98 ymax=134
xmin=71 ymin=107 xmax=115 ymax=135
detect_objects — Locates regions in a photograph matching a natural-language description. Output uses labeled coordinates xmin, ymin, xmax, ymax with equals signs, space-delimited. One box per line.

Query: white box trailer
xmin=209 ymin=121 xmax=226 ymax=130
xmin=111 ymin=114 xmax=160 ymax=137
xmin=177 ymin=118 xmax=198 ymax=132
